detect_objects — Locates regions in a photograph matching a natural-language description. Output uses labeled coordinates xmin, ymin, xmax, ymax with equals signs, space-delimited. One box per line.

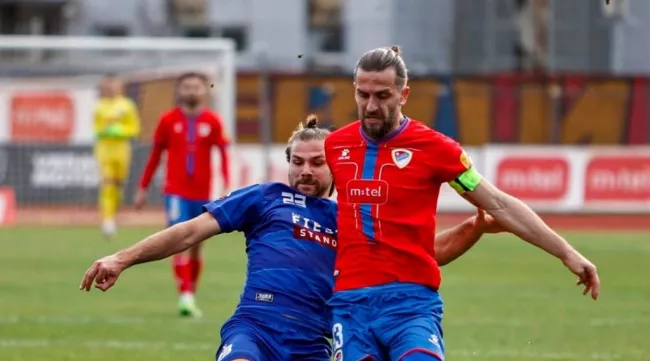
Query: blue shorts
xmin=328 ymin=283 xmax=445 ymax=361
xmin=215 ymin=313 xmax=331 ymax=361
xmin=164 ymin=194 xmax=208 ymax=226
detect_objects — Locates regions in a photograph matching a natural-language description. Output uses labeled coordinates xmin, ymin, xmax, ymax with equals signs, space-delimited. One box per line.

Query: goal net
xmin=0 ymin=36 xmax=236 ymax=226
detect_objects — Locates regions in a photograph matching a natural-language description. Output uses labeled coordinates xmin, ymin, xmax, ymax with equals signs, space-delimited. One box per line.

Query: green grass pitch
xmin=0 ymin=226 xmax=648 ymax=360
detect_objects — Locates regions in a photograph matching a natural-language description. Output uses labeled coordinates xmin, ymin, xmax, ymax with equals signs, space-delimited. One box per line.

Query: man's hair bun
xmin=304 ymin=114 xmax=319 ymax=128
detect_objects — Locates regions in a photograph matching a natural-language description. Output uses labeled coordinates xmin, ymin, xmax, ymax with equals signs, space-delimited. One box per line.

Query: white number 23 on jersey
xmin=282 ymin=192 xmax=306 ymax=208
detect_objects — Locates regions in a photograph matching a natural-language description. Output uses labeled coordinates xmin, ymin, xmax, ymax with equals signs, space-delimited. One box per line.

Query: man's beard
xmin=293 ymin=178 xmax=327 ymax=197
xmin=181 ymin=96 xmax=200 ymax=108
xmin=361 ymin=110 xmax=396 ymax=140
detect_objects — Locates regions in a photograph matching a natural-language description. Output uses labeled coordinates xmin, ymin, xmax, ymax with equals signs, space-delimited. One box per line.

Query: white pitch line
xmin=0 ymin=315 xmax=219 ymax=325
xmin=0 ymin=339 xmax=636 ymax=360
xmin=449 ymin=349 xmax=626 ymax=360
xmin=450 ymin=317 xmax=650 ymax=327
xmin=0 ymin=338 xmax=214 ymax=351
xmin=2 ymin=315 xmax=649 ymax=328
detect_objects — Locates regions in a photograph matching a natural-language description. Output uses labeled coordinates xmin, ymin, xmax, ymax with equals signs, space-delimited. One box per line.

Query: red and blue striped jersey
xmin=324 ymin=118 xmax=471 ymax=292
xmin=139 ymin=107 xmax=230 ymax=200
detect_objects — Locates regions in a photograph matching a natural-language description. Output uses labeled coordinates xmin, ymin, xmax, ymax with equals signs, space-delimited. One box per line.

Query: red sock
xmin=173 ymin=254 xmax=192 ymax=294
xmin=189 ymin=258 xmax=203 ymax=293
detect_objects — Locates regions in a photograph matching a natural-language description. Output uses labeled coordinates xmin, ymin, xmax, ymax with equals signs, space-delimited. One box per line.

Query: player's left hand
xmin=472 ymin=209 xmax=505 ymax=234
xmin=79 ymin=255 xmax=127 ymax=292
xmin=561 ymin=250 xmax=600 ymax=300
xmin=134 ymin=188 xmax=147 ymax=210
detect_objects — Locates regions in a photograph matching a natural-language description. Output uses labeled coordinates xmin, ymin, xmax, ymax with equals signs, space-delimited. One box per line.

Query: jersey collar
xmin=179 ymin=107 xmax=205 ymax=119
xmin=359 ymin=115 xmax=410 ymax=145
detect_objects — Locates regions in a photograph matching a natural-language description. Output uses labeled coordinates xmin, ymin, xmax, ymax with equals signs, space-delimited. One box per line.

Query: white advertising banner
xmin=0 ymin=80 xmax=97 ymax=144
xmin=482 ymin=146 xmax=587 ymax=212
xmin=483 ymin=146 xmax=650 ymax=213
xmin=581 ymin=147 xmax=650 ymax=211
xmin=211 ymin=145 xmax=650 ymax=213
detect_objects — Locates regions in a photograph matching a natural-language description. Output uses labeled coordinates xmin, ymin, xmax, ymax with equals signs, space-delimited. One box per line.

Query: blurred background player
xmin=135 ymin=72 xmax=231 ymax=318
xmin=93 ymin=74 xmax=141 ymax=238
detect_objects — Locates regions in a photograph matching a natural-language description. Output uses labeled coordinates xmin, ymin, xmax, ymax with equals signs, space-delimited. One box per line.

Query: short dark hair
xmin=177 ymin=72 xmax=209 ymax=86
xmin=354 ymin=45 xmax=408 ymax=87
xmin=285 ymin=114 xmax=331 ymax=162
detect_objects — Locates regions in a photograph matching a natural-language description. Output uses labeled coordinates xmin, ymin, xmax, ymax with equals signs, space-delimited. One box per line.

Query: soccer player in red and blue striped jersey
xmin=135 ymin=72 xmax=230 ymax=317
xmin=324 ymin=46 xmax=600 ymax=361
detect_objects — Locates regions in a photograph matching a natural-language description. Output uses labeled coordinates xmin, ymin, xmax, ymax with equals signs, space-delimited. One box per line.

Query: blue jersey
xmin=203 ymin=182 xmax=338 ymax=335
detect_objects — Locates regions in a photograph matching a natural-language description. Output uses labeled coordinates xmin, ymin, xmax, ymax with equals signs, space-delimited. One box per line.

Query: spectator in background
xmin=515 ymin=0 xmax=549 ymax=72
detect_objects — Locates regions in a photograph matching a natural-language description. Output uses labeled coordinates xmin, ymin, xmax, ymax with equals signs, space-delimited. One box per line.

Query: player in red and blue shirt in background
xmin=135 ymin=72 xmax=230 ymax=318
xmin=324 ymin=46 xmax=601 ymax=361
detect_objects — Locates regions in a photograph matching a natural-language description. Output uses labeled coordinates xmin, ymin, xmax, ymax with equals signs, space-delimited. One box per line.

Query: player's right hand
xmin=79 ymin=255 xmax=126 ymax=292
xmin=134 ymin=188 xmax=147 ymax=210
xmin=561 ymin=250 xmax=600 ymax=300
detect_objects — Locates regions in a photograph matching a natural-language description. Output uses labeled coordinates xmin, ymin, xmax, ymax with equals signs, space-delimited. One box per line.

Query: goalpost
xmin=0 ymin=36 xmax=237 ymax=210
xmin=0 ymin=36 xmax=237 ymax=141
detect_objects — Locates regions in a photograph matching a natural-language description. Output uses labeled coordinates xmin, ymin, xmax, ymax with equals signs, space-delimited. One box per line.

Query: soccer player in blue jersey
xmin=79 ymin=115 xmax=504 ymax=361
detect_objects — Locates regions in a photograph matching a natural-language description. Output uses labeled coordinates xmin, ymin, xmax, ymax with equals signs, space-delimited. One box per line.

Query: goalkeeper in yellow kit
xmin=93 ymin=74 xmax=141 ymax=238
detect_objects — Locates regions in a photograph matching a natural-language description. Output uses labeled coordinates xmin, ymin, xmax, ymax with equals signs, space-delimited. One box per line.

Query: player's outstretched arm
xmin=79 ymin=213 xmax=221 ymax=292
xmin=435 ymin=209 xmax=504 ymax=266
xmin=462 ymin=179 xmax=600 ymax=300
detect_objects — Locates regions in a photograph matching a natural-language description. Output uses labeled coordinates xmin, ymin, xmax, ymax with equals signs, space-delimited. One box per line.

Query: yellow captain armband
xmin=449 ymin=167 xmax=482 ymax=194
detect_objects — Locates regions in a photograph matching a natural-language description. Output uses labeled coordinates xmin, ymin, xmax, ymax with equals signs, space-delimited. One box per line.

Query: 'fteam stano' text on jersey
xmin=324 ymin=117 xmax=472 ymax=292
xmin=203 ymin=182 xmax=338 ymax=335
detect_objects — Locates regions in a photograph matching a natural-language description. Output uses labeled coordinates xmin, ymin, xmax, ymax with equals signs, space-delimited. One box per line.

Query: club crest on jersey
xmin=198 ymin=123 xmax=212 ymax=137
xmin=391 ymin=149 xmax=412 ymax=169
